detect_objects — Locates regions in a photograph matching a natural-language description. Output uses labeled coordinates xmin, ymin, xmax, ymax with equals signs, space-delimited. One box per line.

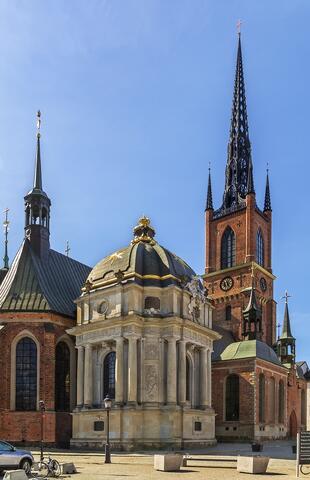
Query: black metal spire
xmin=264 ymin=168 xmax=272 ymax=211
xmin=205 ymin=166 xmax=214 ymax=210
xmin=222 ymin=33 xmax=253 ymax=209
xmin=276 ymin=291 xmax=295 ymax=365
xmin=33 ymin=110 xmax=43 ymax=191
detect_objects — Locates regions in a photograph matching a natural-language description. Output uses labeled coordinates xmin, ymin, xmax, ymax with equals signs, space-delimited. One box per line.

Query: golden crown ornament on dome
xmin=131 ymin=216 xmax=156 ymax=245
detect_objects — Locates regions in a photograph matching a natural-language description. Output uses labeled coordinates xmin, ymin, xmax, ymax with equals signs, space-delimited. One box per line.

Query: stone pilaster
xmin=178 ymin=340 xmax=186 ymax=405
xmin=84 ymin=344 xmax=93 ymax=408
xmin=76 ymin=345 xmax=84 ymax=408
xmin=128 ymin=336 xmax=138 ymax=404
xmin=200 ymin=347 xmax=208 ymax=408
xmin=167 ymin=338 xmax=177 ymax=405
xmin=115 ymin=337 xmax=124 ymax=405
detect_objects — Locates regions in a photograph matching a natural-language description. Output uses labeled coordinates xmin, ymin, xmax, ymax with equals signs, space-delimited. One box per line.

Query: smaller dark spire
xmin=33 ymin=110 xmax=43 ymax=191
xmin=246 ymin=161 xmax=255 ymax=195
xmin=280 ymin=291 xmax=294 ymax=340
xmin=205 ymin=166 xmax=214 ymax=210
xmin=242 ymin=264 xmax=262 ymax=340
xmin=264 ymin=168 xmax=272 ymax=211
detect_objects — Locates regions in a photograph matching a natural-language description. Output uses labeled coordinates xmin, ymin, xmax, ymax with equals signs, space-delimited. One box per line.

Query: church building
xmin=0 ymin=113 xmax=91 ymax=446
xmin=204 ymin=34 xmax=309 ymax=441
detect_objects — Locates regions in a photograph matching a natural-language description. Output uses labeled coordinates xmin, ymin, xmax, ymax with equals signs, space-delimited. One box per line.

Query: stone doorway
xmin=289 ymin=410 xmax=298 ymax=438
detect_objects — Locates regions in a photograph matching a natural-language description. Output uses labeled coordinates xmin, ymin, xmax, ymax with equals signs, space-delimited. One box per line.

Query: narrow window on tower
xmin=103 ymin=351 xmax=116 ymax=399
xmin=225 ymin=374 xmax=239 ymax=421
xmin=256 ymin=229 xmax=264 ymax=267
xmin=259 ymin=373 xmax=265 ymax=423
xmin=221 ymin=227 xmax=236 ymax=269
xmin=225 ymin=305 xmax=232 ymax=321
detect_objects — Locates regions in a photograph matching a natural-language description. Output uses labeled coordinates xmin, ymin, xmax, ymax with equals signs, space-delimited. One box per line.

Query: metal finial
xmin=237 ymin=19 xmax=242 ymax=35
xmin=266 ymin=162 xmax=269 ymax=174
xmin=208 ymin=161 xmax=211 ymax=173
xmin=282 ymin=290 xmax=291 ymax=304
xmin=3 ymin=208 xmax=9 ymax=269
xmin=65 ymin=241 xmax=71 ymax=257
xmin=277 ymin=322 xmax=281 ymax=340
xmin=36 ymin=110 xmax=41 ymax=138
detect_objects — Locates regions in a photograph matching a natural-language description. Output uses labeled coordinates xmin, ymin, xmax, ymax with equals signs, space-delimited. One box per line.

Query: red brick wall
xmin=0 ymin=313 xmax=74 ymax=445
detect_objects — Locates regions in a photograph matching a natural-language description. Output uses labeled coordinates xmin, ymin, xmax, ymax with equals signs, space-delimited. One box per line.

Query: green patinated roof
xmin=220 ymin=339 xmax=282 ymax=366
xmin=0 ymin=240 xmax=91 ymax=318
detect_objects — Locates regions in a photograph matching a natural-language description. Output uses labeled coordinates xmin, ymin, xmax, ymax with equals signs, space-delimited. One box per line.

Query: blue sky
xmin=0 ymin=1 xmax=309 ymax=361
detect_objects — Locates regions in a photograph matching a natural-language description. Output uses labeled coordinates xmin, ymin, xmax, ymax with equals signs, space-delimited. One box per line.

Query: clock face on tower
xmin=220 ymin=276 xmax=234 ymax=291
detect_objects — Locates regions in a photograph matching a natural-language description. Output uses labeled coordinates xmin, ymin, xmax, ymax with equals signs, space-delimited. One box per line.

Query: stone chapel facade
xmin=69 ymin=217 xmax=219 ymax=450
xmin=204 ymin=34 xmax=310 ymax=441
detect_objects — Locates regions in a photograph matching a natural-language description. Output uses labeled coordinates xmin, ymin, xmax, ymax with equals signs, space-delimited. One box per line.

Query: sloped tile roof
xmin=0 ymin=240 xmax=91 ymax=318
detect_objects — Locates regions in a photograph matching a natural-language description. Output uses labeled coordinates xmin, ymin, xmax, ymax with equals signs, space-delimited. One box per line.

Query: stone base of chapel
xmin=71 ymin=406 xmax=216 ymax=451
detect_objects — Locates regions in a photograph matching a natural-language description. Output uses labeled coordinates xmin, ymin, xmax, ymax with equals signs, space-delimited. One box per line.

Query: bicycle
xmin=32 ymin=455 xmax=61 ymax=477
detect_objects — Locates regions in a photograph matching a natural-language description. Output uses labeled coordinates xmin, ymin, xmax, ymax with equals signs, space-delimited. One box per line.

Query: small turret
xmin=242 ymin=265 xmax=262 ymax=340
xmin=276 ymin=291 xmax=296 ymax=365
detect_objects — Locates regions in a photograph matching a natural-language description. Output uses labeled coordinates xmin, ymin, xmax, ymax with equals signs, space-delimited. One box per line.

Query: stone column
xmin=115 ymin=337 xmax=124 ymax=405
xmin=178 ymin=340 xmax=186 ymax=405
xmin=76 ymin=346 xmax=84 ymax=408
xmin=167 ymin=338 xmax=177 ymax=405
xmin=200 ymin=347 xmax=208 ymax=408
xmin=128 ymin=337 xmax=137 ymax=404
xmin=84 ymin=344 xmax=93 ymax=408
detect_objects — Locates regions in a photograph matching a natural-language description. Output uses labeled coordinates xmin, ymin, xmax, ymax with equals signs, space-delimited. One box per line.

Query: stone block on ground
xmin=154 ymin=454 xmax=183 ymax=472
xmin=237 ymin=455 xmax=269 ymax=474
xmin=3 ymin=470 xmax=28 ymax=480
xmin=61 ymin=462 xmax=77 ymax=474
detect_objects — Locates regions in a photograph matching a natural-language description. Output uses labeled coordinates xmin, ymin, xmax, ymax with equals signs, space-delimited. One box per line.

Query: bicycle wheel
xmin=301 ymin=465 xmax=310 ymax=475
xmin=50 ymin=459 xmax=61 ymax=477
xmin=32 ymin=460 xmax=49 ymax=477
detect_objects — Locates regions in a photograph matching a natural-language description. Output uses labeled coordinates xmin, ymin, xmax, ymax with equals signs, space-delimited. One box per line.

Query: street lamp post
xmin=104 ymin=395 xmax=112 ymax=464
xmin=39 ymin=400 xmax=45 ymax=462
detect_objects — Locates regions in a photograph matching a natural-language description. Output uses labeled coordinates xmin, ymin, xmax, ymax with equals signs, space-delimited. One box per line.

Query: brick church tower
xmin=204 ymin=34 xmax=309 ymax=441
xmin=204 ymin=33 xmax=276 ymax=346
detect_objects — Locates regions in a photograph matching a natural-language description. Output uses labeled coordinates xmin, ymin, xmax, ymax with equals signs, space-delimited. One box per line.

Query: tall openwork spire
xmin=205 ymin=166 xmax=213 ymax=210
xmin=264 ymin=168 xmax=272 ymax=211
xmin=222 ymin=33 xmax=253 ymax=210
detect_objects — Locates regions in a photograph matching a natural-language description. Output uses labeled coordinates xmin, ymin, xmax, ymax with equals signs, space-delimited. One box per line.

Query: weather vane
xmin=237 ymin=19 xmax=242 ymax=35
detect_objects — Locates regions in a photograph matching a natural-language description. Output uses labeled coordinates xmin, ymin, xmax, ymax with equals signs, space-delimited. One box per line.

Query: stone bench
xmin=3 ymin=470 xmax=28 ymax=480
xmin=154 ymin=454 xmax=183 ymax=472
xmin=237 ymin=455 xmax=269 ymax=474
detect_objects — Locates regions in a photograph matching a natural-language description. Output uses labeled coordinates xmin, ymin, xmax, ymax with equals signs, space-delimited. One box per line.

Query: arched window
xmin=256 ymin=229 xmax=264 ymax=267
xmin=186 ymin=357 xmax=191 ymax=402
xmin=103 ymin=352 xmax=116 ymax=399
xmin=269 ymin=377 xmax=276 ymax=424
xmin=16 ymin=337 xmax=37 ymax=411
xmin=55 ymin=342 xmax=70 ymax=412
xmin=279 ymin=380 xmax=285 ymax=423
xmin=225 ymin=305 xmax=232 ymax=321
xmin=221 ymin=227 xmax=236 ymax=269
xmin=225 ymin=374 xmax=239 ymax=421
xmin=259 ymin=374 xmax=265 ymax=423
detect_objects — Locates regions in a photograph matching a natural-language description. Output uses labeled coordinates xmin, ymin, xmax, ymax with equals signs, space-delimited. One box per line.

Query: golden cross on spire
xmin=282 ymin=290 xmax=291 ymax=304
xmin=237 ymin=19 xmax=242 ymax=35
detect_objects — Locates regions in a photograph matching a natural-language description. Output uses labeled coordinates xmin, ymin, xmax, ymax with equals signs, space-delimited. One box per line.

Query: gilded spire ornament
xmin=132 ymin=216 xmax=156 ymax=245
